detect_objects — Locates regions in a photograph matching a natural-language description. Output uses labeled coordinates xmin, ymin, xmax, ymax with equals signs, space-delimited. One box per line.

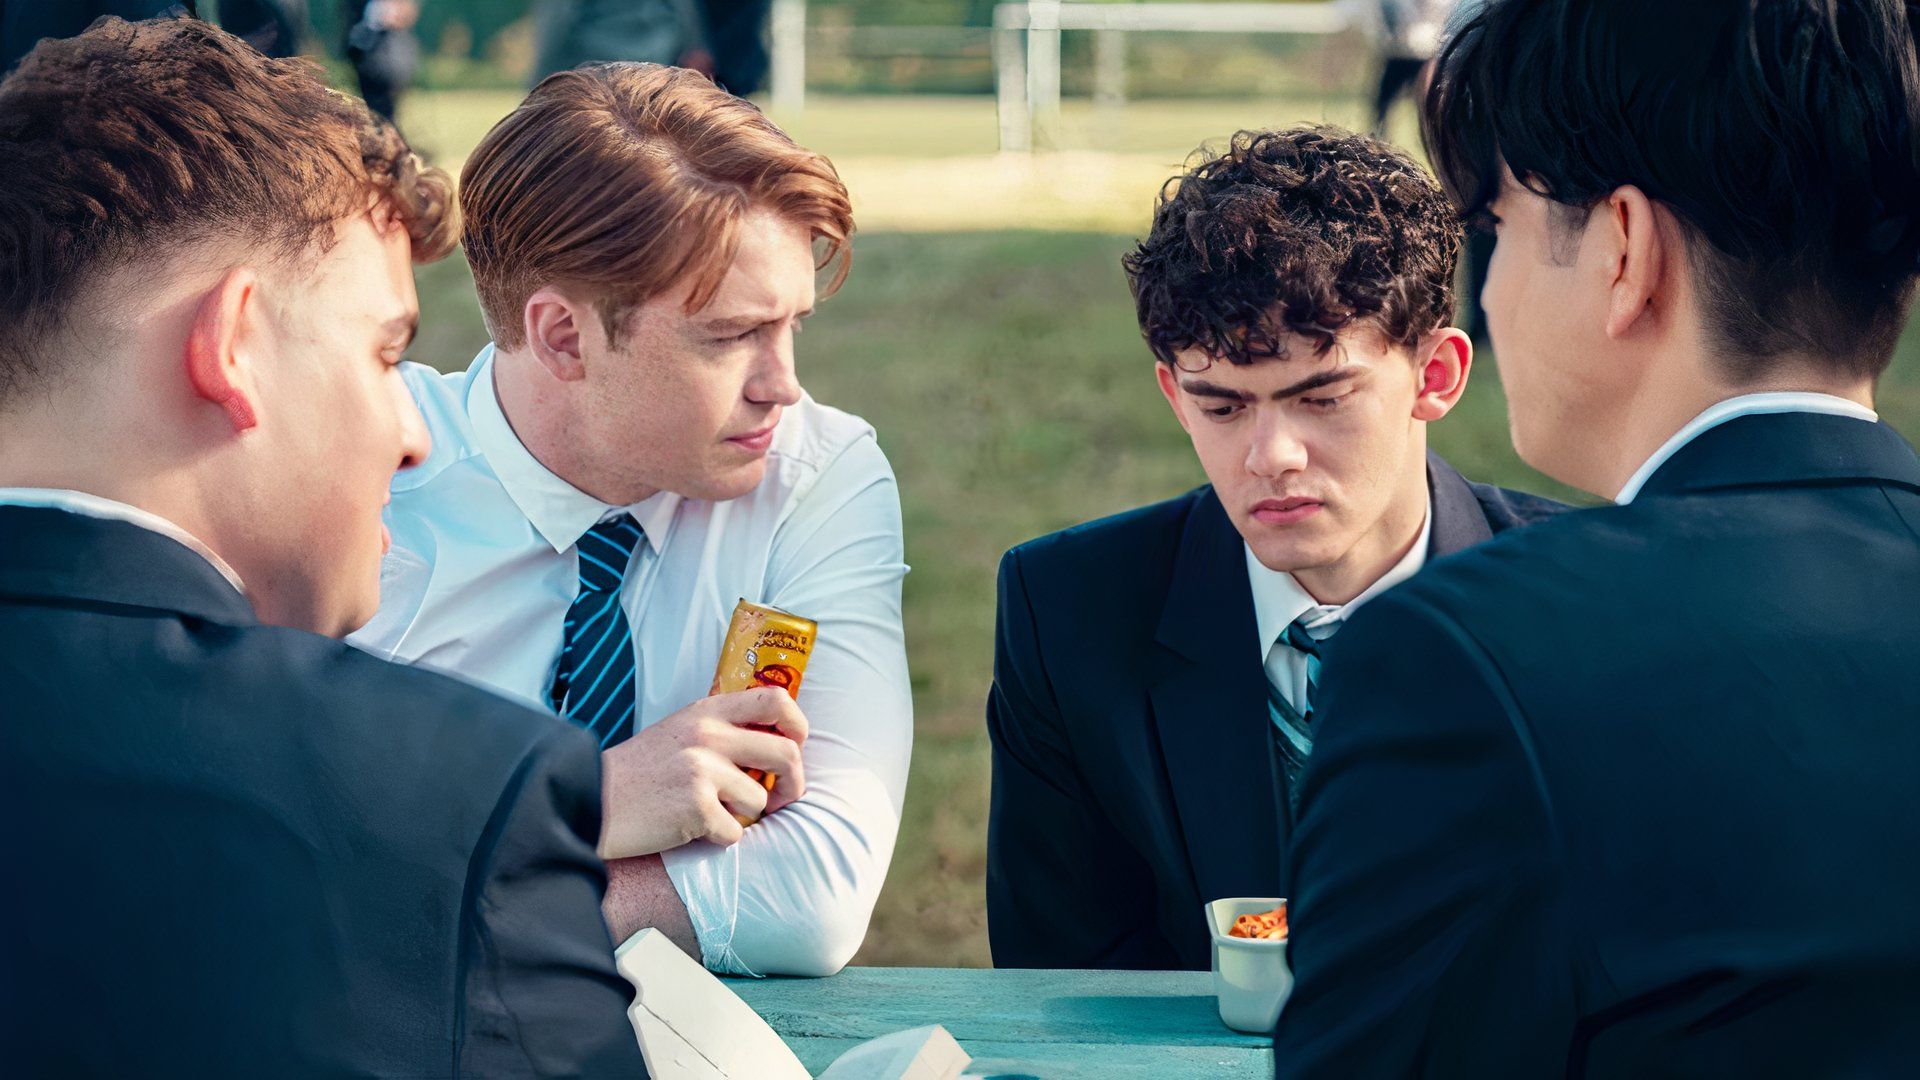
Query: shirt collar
xmin=1247 ymin=491 xmax=1433 ymax=653
xmin=466 ymin=344 xmax=682 ymax=553
xmin=0 ymin=487 xmax=247 ymax=594
xmin=1614 ymin=391 xmax=1880 ymax=505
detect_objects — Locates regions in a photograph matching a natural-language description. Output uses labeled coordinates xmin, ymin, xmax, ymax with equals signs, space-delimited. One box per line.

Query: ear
xmin=1155 ymin=361 xmax=1193 ymax=434
xmin=184 ymin=268 xmax=262 ymax=434
xmin=524 ymin=287 xmax=590 ymax=382
xmin=1602 ymin=185 xmax=1664 ymax=340
xmin=1411 ymin=328 xmax=1473 ymax=422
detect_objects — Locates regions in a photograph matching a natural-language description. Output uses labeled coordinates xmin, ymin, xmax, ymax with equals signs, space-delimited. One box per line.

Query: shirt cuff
xmin=658 ymin=840 xmax=757 ymax=977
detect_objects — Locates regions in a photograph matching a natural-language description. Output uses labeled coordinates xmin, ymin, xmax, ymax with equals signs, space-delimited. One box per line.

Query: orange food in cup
xmin=1227 ymin=904 xmax=1288 ymax=941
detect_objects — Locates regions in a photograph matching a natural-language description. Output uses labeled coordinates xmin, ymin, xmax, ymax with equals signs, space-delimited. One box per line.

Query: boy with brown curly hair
xmin=984 ymin=124 xmax=1564 ymax=971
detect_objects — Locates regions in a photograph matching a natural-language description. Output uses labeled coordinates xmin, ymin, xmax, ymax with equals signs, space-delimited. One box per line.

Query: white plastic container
xmin=1204 ymin=897 xmax=1295 ymax=1034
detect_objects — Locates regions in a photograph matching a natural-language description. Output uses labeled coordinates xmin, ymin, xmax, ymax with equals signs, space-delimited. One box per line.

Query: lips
xmin=1250 ymin=497 xmax=1324 ymax=526
xmin=727 ymin=423 xmax=778 ymax=453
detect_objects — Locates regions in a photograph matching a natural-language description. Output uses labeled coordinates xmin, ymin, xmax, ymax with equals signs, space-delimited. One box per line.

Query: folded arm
xmin=661 ymin=438 xmax=913 ymax=976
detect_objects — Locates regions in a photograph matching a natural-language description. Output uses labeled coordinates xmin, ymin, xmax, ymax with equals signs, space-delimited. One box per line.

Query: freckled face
xmin=577 ymin=208 xmax=816 ymax=503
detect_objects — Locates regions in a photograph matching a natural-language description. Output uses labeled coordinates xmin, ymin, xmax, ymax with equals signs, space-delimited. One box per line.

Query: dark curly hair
xmin=1123 ymin=125 xmax=1462 ymax=368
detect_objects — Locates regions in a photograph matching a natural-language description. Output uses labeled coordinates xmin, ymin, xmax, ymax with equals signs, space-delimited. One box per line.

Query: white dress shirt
xmin=349 ymin=345 xmax=913 ymax=977
xmin=1248 ymin=498 xmax=1432 ymax=712
xmin=1614 ymin=392 xmax=1881 ymax=504
xmin=0 ymin=487 xmax=246 ymax=593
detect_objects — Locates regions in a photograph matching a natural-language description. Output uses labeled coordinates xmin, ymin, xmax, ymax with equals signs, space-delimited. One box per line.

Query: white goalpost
xmin=992 ymin=1 xmax=1371 ymax=151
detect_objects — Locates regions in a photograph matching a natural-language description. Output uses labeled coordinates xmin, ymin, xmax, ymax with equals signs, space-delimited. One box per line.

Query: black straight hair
xmin=1423 ymin=0 xmax=1920 ymax=380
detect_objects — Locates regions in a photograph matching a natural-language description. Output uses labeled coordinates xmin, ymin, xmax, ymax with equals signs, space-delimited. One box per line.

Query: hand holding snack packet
xmin=599 ymin=685 xmax=808 ymax=857
xmin=710 ymin=601 xmax=818 ymax=826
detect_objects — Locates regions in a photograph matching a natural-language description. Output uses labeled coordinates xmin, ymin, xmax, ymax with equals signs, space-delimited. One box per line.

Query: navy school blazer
xmin=986 ymin=451 xmax=1566 ymax=971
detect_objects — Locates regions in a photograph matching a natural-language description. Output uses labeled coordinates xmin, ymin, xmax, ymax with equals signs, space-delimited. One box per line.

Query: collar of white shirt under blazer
xmin=1146 ymin=451 xmax=1526 ymax=903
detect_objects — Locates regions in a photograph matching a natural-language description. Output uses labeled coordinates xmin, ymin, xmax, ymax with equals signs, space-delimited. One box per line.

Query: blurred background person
xmin=701 ymin=0 xmax=772 ymax=95
xmin=1372 ymin=0 xmax=1494 ymax=345
xmin=1370 ymin=0 xmax=1450 ymax=134
xmin=534 ymin=0 xmax=713 ymax=83
xmin=216 ymin=0 xmax=305 ymax=57
xmin=342 ymin=0 xmax=419 ymax=122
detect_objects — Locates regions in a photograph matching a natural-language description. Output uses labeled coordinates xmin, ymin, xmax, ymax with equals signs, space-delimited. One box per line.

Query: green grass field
xmin=401 ymin=90 xmax=1920 ymax=968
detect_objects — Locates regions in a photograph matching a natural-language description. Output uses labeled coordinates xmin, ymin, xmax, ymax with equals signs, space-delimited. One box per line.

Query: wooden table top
xmin=724 ymin=966 xmax=1273 ymax=1079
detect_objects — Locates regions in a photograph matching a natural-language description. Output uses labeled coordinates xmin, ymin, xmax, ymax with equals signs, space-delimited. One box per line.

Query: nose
xmin=1244 ymin=412 xmax=1308 ymax=479
xmin=744 ymin=323 xmax=804 ymax=408
xmin=392 ymin=377 xmax=432 ymax=473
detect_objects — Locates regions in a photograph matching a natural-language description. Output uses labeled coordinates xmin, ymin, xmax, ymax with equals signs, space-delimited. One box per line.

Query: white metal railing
xmin=993 ymin=1 xmax=1369 ymax=151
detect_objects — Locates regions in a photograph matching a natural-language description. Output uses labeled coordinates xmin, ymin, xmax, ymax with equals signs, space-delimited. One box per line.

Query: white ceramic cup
xmin=1204 ymin=897 xmax=1294 ymax=1033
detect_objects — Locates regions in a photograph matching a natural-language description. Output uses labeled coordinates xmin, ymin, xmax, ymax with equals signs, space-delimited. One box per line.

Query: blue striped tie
xmin=550 ymin=515 xmax=645 ymax=748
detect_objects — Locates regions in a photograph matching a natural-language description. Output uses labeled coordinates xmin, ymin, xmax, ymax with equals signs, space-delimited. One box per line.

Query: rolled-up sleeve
xmin=660 ymin=435 xmax=912 ymax=976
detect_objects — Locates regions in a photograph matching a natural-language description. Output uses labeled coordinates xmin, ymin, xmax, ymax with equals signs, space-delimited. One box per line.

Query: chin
xmin=1245 ymin=534 xmax=1344 ymax=576
xmin=693 ymin=460 xmax=769 ymax=502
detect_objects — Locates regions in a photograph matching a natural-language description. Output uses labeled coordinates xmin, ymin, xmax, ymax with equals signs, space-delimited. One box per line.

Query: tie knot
xmin=1282 ymin=616 xmax=1329 ymax=659
xmin=575 ymin=516 xmax=643 ymax=593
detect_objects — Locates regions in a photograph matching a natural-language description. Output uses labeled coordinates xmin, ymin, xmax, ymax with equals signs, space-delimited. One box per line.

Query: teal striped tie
xmin=1271 ymin=615 xmax=1334 ymax=813
xmin=1281 ymin=615 xmax=1327 ymax=721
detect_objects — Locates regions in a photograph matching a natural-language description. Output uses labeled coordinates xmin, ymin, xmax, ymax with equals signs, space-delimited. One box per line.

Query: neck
xmin=1587 ymin=349 xmax=1875 ymax=500
xmin=491 ymin=345 xmax=657 ymax=506
xmin=0 ymin=393 xmax=209 ymax=537
xmin=1290 ymin=449 xmax=1430 ymax=606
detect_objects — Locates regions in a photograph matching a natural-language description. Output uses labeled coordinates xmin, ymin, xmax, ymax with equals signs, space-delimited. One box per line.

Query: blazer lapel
xmin=1425 ymin=451 xmax=1495 ymax=559
xmin=1148 ymin=488 xmax=1281 ymax=906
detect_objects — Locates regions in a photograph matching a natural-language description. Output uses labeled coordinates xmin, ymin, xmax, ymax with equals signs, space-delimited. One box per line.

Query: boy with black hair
xmin=984 ymin=125 xmax=1563 ymax=971
xmin=1276 ymin=0 xmax=1920 ymax=1073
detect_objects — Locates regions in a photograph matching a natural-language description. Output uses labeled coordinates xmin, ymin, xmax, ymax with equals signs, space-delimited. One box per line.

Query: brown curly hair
xmin=1124 ymin=125 xmax=1462 ymax=368
xmin=0 ymin=16 xmax=457 ymax=402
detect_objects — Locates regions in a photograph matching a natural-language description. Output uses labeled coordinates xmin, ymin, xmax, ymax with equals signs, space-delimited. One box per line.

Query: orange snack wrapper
xmin=1227 ymin=903 xmax=1289 ymax=941
xmin=709 ymin=599 xmax=816 ymax=826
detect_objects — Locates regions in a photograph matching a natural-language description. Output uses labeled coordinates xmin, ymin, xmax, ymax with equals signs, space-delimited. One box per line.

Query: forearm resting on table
xmin=603 ymin=854 xmax=698 ymax=959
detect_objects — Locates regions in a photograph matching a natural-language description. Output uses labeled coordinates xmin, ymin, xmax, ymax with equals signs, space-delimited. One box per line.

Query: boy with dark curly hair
xmin=984 ymin=124 xmax=1564 ymax=971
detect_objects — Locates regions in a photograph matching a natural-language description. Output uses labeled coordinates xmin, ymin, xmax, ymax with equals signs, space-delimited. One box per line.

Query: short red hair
xmin=460 ymin=63 xmax=855 ymax=348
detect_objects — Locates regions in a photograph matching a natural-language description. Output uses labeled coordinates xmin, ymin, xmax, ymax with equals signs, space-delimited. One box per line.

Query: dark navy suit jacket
xmin=986 ymin=452 xmax=1565 ymax=971
xmin=1275 ymin=413 xmax=1920 ymax=1076
xmin=0 ymin=507 xmax=647 ymax=1077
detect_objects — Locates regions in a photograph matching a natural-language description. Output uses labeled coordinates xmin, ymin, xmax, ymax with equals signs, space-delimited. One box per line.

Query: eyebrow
xmin=1179 ymin=365 xmax=1363 ymax=402
xmin=699 ymin=308 xmax=814 ymax=335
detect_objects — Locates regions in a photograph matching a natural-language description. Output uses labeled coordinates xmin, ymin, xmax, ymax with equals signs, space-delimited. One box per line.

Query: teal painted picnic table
xmin=724 ymin=967 xmax=1274 ymax=1079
